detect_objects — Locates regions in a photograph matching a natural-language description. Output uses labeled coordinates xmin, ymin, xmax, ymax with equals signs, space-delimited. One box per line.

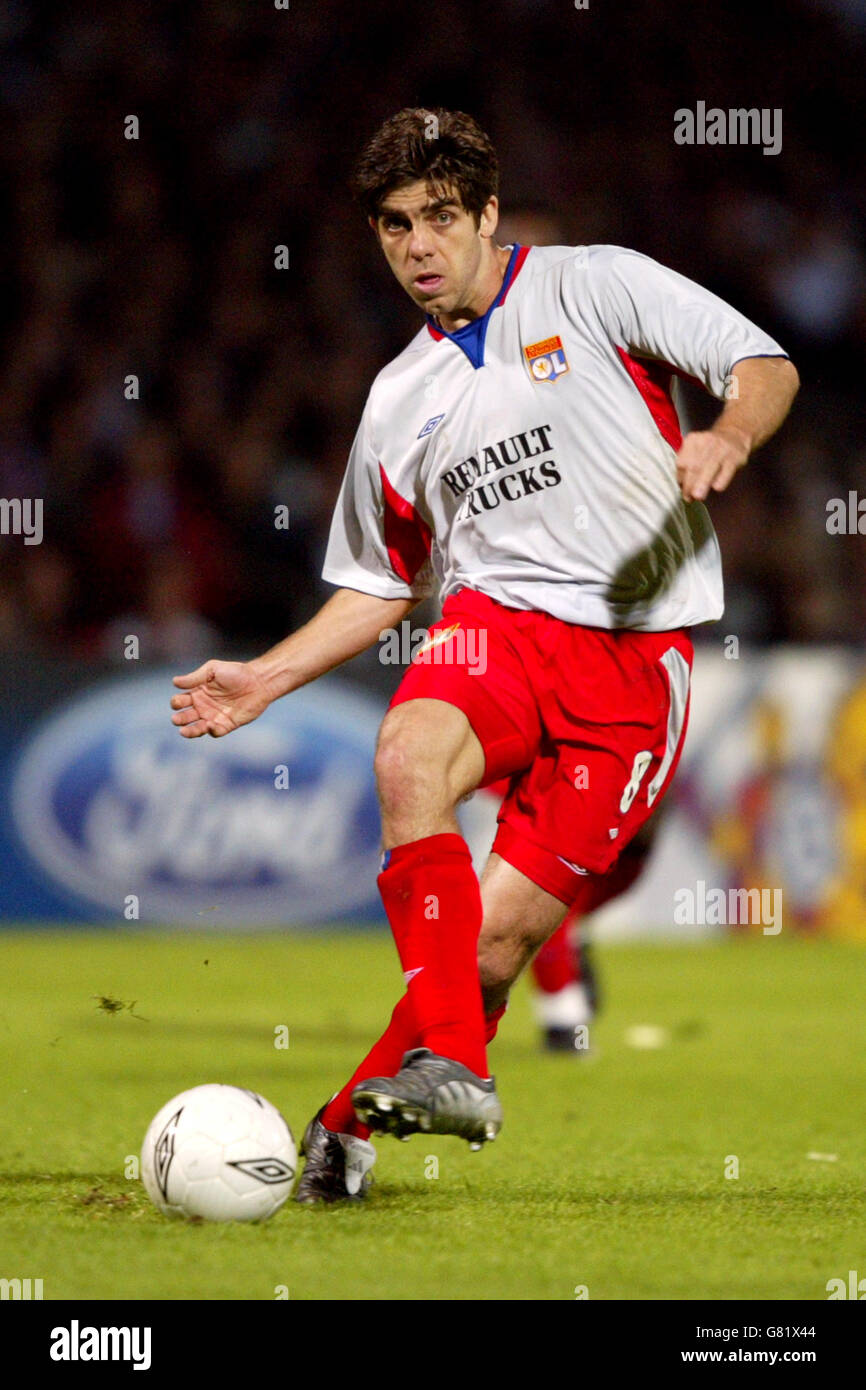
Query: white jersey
xmin=322 ymin=243 xmax=788 ymax=630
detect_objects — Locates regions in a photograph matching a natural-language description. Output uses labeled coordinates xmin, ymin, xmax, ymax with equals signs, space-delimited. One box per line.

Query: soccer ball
xmin=141 ymin=1084 xmax=297 ymax=1222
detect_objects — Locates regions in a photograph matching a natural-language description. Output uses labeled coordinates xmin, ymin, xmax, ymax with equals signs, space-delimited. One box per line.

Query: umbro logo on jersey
xmin=524 ymin=335 xmax=569 ymax=382
xmin=418 ymin=413 xmax=445 ymax=438
xmin=557 ymin=855 xmax=589 ymax=875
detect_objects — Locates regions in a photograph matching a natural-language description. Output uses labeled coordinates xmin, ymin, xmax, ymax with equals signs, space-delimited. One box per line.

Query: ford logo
xmin=10 ymin=672 xmax=385 ymax=924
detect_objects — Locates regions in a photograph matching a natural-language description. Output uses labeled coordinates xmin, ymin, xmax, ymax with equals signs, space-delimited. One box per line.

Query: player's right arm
xmin=171 ymin=587 xmax=418 ymax=739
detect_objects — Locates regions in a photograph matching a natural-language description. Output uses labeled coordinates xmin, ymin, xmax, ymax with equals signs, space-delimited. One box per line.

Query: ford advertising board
xmin=7 ymin=671 xmax=387 ymax=925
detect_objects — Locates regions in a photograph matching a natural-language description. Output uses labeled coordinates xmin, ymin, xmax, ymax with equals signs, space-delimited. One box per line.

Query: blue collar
xmin=426 ymin=243 xmax=524 ymax=370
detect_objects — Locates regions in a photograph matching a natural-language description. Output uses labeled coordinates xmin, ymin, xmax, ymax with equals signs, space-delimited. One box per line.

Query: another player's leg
xmin=530 ymin=828 xmax=653 ymax=1050
xmin=531 ymin=907 xmax=596 ymax=1051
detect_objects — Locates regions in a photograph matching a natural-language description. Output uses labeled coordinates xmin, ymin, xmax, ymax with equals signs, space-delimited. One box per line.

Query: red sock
xmin=379 ymin=832 xmax=488 ymax=1076
xmin=322 ymin=992 xmax=418 ymax=1139
xmin=485 ymin=1003 xmax=507 ymax=1044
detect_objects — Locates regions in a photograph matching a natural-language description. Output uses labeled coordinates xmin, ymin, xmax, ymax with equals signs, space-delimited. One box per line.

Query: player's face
xmin=371 ymin=180 xmax=501 ymax=324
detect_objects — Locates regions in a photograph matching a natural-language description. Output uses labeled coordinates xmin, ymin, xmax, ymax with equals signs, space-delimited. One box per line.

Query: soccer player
xmin=170 ymin=108 xmax=799 ymax=1204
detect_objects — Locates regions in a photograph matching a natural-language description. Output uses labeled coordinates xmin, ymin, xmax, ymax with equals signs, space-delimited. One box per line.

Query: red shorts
xmin=388 ymin=588 xmax=693 ymax=903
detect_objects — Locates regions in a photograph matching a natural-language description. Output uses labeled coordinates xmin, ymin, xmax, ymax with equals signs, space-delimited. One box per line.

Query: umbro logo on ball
xmin=227 ymin=1157 xmax=296 ymax=1185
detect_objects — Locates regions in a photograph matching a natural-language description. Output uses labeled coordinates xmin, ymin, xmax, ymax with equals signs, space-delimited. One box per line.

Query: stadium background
xmin=1 ymin=0 xmax=865 ymax=938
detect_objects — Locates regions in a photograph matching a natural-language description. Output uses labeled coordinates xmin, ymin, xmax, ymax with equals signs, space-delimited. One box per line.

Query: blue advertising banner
xmin=1 ymin=669 xmax=387 ymax=926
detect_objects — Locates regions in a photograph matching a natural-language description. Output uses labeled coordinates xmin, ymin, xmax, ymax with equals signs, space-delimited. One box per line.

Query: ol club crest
xmin=524 ymin=334 xmax=569 ymax=382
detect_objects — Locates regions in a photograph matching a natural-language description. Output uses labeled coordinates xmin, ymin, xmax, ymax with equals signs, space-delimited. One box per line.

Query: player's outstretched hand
xmin=675 ymin=425 xmax=750 ymax=503
xmin=170 ymin=660 xmax=273 ymax=739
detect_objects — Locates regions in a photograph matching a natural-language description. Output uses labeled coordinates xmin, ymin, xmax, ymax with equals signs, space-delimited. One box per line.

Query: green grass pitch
xmin=0 ymin=930 xmax=863 ymax=1301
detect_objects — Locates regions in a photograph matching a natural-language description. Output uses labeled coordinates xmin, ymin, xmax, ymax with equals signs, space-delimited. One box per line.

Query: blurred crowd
xmin=0 ymin=0 xmax=864 ymax=665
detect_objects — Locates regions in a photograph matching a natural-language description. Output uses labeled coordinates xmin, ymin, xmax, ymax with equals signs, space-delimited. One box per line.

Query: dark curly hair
xmin=351 ymin=108 xmax=499 ymax=225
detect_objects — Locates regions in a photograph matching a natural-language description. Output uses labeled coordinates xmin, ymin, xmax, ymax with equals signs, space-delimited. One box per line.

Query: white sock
xmin=532 ymin=982 xmax=593 ymax=1029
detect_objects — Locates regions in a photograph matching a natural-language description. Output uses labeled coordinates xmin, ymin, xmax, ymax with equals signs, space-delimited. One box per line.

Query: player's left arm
xmin=676 ymin=355 xmax=799 ymax=503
